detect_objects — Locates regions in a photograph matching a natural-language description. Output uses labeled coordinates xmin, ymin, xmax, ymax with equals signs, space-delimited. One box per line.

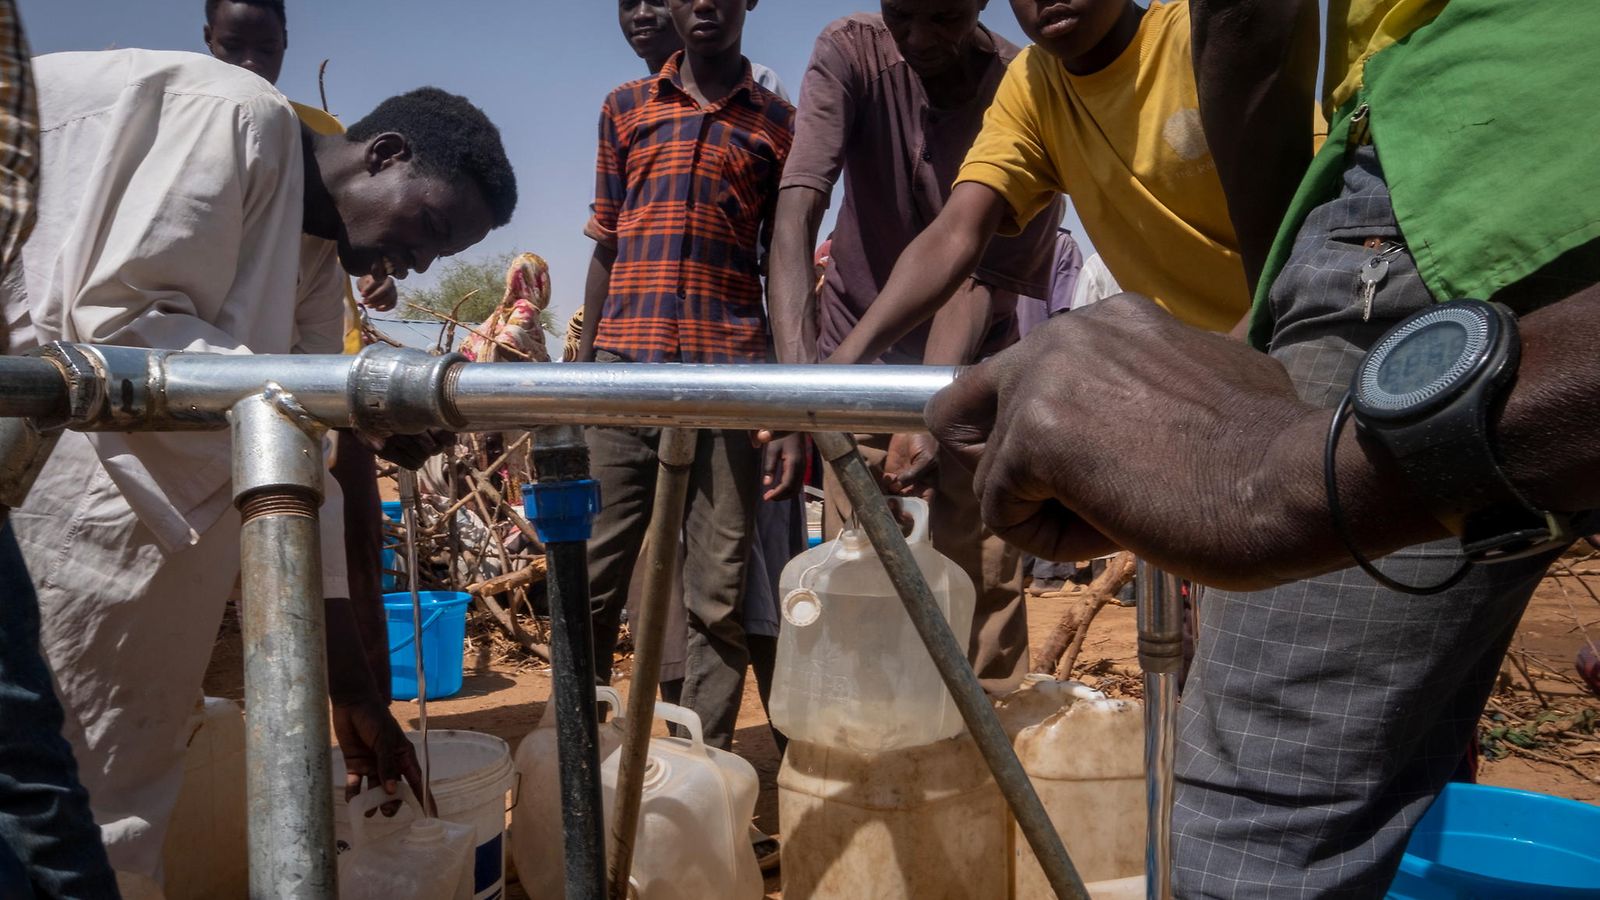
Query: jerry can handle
xmin=652 ymin=701 xmax=706 ymax=749
xmin=899 ymin=496 xmax=931 ymax=544
xmin=596 ymin=685 xmax=622 ymax=718
xmin=346 ymin=783 xmax=425 ymax=847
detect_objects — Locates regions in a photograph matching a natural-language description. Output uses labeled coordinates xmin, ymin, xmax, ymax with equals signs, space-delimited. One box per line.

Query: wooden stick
xmin=1501 ymin=742 xmax=1600 ymax=785
xmin=465 ymin=559 xmax=548 ymax=597
xmin=403 ymin=299 xmax=535 ymax=361
xmin=1031 ymin=552 xmax=1136 ymax=677
xmin=1507 ymin=648 xmax=1551 ymax=707
xmin=317 ymin=59 xmax=331 ymax=113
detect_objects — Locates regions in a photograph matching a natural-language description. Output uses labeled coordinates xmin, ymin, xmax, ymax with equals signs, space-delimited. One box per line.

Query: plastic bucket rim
xmin=382 ymin=590 xmax=472 ymax=610
xmin=1396 ymin=782 xmax=1600 ymax=892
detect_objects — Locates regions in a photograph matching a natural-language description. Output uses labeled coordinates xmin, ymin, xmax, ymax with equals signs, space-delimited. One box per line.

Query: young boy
xmin=826 ymin=0 xmax=1250 ymax=366
xmin=577 ymin=0 xmax=795 ymax=751
xmin=618 ymin=0 xmax=786 ymax=98
xmin=5 ymin=51 xmax=516 ymax=877
xmin=768 ymin=0 xmax=1068 ymax=691
xmin=202 ymin=0 xmax=286 ymax=84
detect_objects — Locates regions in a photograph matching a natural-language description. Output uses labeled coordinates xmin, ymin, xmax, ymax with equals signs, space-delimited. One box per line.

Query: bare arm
xmin=769 ymin=186 xmax=828 ymax=364
xmin=576 ymin=243 xmax=616 ymax=363
xmin=824 ymin=182 xmax=1008 ymax=365
xmin=923 ymin=278 xmax=998 ymax=367
xmin=928 ymin=284 xmax=1600 ymax=589
xmin=1190 ymin=0 xmax=1320 ymax=291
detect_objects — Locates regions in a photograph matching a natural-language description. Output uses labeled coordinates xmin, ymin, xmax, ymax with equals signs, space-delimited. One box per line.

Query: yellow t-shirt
xmin=289 ymin=100 xmax=364 ymax=355
xmin=1324 ymin=0 xmax=1448 ymax=114
xmin=957 ymin=0 xmax=1245 ymax=333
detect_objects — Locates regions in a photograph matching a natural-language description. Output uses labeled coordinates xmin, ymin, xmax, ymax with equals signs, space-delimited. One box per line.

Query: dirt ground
xmin=203 ymin=561 xmax=1600 ymax=899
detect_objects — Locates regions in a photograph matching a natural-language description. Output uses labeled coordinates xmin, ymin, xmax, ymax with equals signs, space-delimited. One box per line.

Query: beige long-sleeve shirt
xmin=5 ymin=49 xmax=345 ymax=549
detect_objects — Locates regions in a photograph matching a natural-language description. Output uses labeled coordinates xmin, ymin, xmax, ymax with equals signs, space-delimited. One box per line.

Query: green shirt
xmin=1249 ymin=0 xmax=1600 ymax=348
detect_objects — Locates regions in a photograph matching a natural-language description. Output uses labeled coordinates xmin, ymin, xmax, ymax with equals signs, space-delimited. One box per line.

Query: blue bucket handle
xmin=388 ymin=608 xmax=445 ymax=655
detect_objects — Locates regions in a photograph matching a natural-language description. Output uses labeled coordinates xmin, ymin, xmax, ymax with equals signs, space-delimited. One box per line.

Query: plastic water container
xmin=510 ymin=686 xmax=629 ymax=899
xmin=1000 ymin=676 xmax=1146 ymax=895
xmin=601 ymin=703 xmax=763 ymax=900
xmin=511 ymin=694 xmax=762 ymax=900
xmin=1388 ymin=782 xmax=1600 ymax=899
xmin=338 ymin=787 xmax=475 ymax=900
xmin=779 ymin=732 xmax=1009 ymax=900
xmin=382 ymin=500 xmax=404 ymax=522
xmin=161 ymin=697 xmax=247 ymax=900
xmin=332 ymin=730 xmax=517 ymax=900
xmin=384 ymin=590 xmax=469 ymax=700
xmin=770 ymin=497 xmax=976 ymax=753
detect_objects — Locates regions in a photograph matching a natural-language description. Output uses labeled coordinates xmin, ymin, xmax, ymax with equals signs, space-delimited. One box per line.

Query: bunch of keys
xmin=1358 ymin=242 xmax=1406 ymax=321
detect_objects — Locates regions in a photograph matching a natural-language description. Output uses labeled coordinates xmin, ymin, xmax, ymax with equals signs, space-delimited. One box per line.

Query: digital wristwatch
xmin=1326 ymin=299 xmax=1574 ymax=593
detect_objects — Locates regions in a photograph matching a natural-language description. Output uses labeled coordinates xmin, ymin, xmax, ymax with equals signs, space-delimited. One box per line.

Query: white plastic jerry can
xmin=999 ymin=676 xmax=1147 ymax=896
xmin=600 ymin=703 xmax=763 ymax=900
xmin=337 ymin=788 xmax=475 ymax=900
xmin=509 ymin=685 xmax=628 ymax=899
xmin=770 ymin=497 xmax=976 ymax=753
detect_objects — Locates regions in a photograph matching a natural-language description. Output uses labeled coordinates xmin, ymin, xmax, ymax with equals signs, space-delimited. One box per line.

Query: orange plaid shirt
xmin=584 ymin=53 xmax=794 ymax=363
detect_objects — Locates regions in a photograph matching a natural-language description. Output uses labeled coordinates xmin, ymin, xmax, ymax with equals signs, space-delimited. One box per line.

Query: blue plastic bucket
xmin=1388 ymin=783 xmax=1600 ymax=899
xmin=384 ymin=591 xmax=470 ymax=701
xmin=380 ymin=501 xmax=404 ymax=590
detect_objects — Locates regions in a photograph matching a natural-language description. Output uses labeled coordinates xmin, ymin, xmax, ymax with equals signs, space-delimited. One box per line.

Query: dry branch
xmin=1031 ymin=552 xmax=1137 ymax=678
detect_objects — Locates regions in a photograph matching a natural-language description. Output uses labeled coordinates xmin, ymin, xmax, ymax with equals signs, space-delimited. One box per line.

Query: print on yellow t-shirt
xmin=956 ymin=0 xmax=1247 ymax=333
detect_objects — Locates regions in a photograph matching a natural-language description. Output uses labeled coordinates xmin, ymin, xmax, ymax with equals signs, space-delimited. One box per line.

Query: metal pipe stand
xmin=812 ymin=431 xmax=1091 ymax=900
xmin=1136 ymin=561 xmax=1184 ymax=900
xmin=231 ymin=386 xmax=337 ymax=899
xmin=526 ymin=424 xmax=607 ymax=900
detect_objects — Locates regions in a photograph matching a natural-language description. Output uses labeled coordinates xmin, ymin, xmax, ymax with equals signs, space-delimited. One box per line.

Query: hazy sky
xmin=20 ymin=0 xmax=1096 ymax=325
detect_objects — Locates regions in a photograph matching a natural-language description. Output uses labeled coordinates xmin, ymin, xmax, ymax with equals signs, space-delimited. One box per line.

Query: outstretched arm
xmin=927 ymin=285 xmax=1600 ymax=589
xmin=824 ymin=182 xmax=1008 ymax=365
xmin=769 ymin=186 xmax=828 ymax=364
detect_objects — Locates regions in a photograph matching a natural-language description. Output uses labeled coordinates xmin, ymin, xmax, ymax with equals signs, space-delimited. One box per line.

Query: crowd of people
xmin=0 ymin=0 xmax=1595 ymax=898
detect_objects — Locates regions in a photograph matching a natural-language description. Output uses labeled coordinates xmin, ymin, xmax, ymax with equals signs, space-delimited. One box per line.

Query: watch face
xmin=1355 ymin=303 xmax=1495 ymax=416
xmin=1377 ymin=320 xmax=1469 ymax=396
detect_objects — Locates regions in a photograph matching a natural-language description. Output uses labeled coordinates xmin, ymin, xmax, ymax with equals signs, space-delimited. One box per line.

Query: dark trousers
xmin=586 ymin=426 xmax=760 ymax=750
xmin=0 ymin=519 xmax=118 ymax=900
xmin=1172 ymin=147 xmax=1561 ymax=898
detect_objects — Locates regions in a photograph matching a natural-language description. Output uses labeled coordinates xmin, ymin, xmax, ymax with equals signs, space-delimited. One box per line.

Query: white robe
xmin=2 ymin=49 xmax=348 ymax=878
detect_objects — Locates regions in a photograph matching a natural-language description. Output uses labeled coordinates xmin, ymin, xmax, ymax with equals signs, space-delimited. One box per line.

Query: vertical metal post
xmin=812 ymin=431 xmax=1090 ymax=900
xmin=527 ymin=425 xmax=606 ymax=900
xmin=1136 ymin=561 xmax=1183 ymax=900
xmin=231 ymin=387 xmax=337 ymax=900
xmin=608 ymin=427 xmax=697 ymax=898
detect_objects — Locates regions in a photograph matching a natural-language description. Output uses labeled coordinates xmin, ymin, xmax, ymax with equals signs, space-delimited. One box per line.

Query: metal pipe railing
xmin=0 ymin=343 xmax=1189 ymax=897
xmin=1136 ymin=562 xmax=1185 ymax=900
xmin=0 ymin=347 xmax=949 ymax=434
xmin=231 ymin=387 xmax=338 ymax=899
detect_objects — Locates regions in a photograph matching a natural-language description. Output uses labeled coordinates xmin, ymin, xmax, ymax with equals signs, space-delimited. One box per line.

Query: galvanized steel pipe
xmin=231 ymin=387 xmax=338 ymax=900
xmin=0 ymin=348 xmax=950 ymax=434
xmin=1136 ymin=562 xmax=1185 ymax=900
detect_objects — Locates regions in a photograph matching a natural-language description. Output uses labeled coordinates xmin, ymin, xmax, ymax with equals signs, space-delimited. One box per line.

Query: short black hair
xmin=346 ymin=88 xmax=518 ymax=228
xmin=204 ymin=0 xmax=286 ymax=28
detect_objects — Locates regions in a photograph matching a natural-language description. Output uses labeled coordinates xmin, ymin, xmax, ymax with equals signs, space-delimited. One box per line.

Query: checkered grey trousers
xmin=1170 ymin=148 xmax=1562 ymax=898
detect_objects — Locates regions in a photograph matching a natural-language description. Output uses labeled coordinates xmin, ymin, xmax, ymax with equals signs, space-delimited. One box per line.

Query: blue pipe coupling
xmin=522 ymin=480 xmax=603 ymax=544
